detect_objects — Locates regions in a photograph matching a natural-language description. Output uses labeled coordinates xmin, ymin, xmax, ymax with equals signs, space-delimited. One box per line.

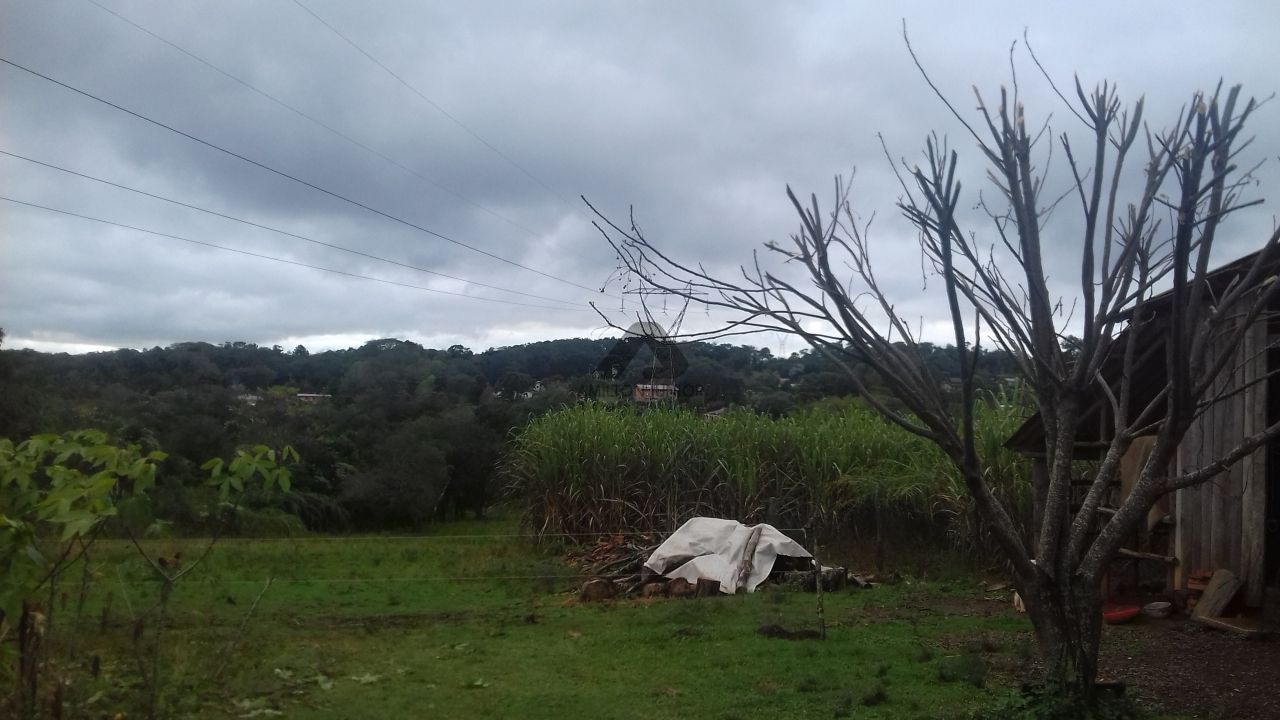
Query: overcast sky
xmin=2 ymin=1 xmax=1278 ymax=355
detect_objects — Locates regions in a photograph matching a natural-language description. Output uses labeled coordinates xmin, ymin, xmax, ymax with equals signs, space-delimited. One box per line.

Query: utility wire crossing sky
xmin=1 ymin=1 xmax=1276 ymax=354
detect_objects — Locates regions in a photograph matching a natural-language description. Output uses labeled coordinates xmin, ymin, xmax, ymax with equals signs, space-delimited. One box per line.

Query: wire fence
xmin=113 ymin=529 xmax=810 ymax=542
xmin=98 ymin=527 xmax=819 ymax=587
xmin=119 ymin=573 xmax=649 ymax=586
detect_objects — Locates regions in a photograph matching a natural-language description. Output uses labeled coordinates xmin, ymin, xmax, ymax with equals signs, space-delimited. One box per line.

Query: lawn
xmin=37 ymin=517 xmax=1039 ymax=719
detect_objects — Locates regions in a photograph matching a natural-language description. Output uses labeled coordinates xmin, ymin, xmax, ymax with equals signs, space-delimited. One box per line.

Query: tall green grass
xmin=504 ymin=394 xmax=1031 ymax=553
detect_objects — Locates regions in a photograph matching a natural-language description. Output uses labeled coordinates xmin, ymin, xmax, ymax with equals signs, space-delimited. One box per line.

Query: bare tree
xmin=588 ymin=47 xmax=1280 ymax=699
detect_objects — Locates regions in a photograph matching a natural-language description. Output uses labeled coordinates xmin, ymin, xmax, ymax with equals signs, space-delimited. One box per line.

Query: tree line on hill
xmin=0 ymin=330 xmax=1019 ymax=531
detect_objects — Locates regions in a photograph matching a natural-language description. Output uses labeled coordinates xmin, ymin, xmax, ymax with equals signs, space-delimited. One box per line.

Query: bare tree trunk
xmin=17 ymin=600 xmax=40 ymax=719
xmin=587 ymin=56 xmax=1280 ymax=708
xmin=1022 ymin=574 xmax=1103 ymax=694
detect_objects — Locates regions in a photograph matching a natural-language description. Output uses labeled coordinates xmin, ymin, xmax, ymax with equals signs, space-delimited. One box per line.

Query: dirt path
xmin=1098 ymin=618 xmax=1280 ymax=719
xmin=924 ymin=588 xmax=1280 ymax=719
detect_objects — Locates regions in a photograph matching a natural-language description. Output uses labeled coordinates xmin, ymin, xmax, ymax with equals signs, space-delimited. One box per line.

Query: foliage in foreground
xmin=974 ymin=683 xmax=1141 ymax=720
xmin=0 ymin=429 xmax=295 ymax=719
xmin=1 ymin=517 xmax=1036 ymax=719
xmin=505 ymin=397 xmax=1029 ymax=551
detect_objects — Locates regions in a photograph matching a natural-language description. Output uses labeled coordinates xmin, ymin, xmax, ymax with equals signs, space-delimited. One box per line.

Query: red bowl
xmin=1102 ymin=605 xmax=1141 ymax=624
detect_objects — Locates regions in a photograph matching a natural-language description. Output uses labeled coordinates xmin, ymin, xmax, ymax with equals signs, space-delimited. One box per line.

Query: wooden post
xmin=811 ymin=525 xmax=826 ymax=640
xmin=874 ymin=498 xmax=885 ymax=573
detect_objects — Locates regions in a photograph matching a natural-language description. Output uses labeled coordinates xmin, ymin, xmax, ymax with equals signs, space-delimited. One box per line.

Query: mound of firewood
xmin=566 ymin=533 xmax=660 ymax=595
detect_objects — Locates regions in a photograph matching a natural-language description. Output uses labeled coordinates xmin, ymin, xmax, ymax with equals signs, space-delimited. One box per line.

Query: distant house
xmin=633 ymin=383 xmax=677 ymax=403
xmin=295 ymin=393 xmax=332 ymax=403
xmin=519 ymin=380 xmax=545 ymax=399
xmin=489 ymin=379 xmax=545 ymax=400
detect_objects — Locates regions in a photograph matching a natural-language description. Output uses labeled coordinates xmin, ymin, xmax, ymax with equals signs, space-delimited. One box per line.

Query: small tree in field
xmin=1 ymin=431 xmax=296 ymax=718
xmin=590 ymin=46 xmax=1280 ymax=702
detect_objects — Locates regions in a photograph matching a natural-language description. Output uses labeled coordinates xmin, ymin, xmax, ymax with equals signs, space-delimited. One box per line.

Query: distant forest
xmin=0 ymin=333 xmax=1019 ymax=531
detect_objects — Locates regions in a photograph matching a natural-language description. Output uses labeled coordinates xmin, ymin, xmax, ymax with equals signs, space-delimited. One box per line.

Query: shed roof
xmin=1004 ymin=248 xmax=1280 ymax=456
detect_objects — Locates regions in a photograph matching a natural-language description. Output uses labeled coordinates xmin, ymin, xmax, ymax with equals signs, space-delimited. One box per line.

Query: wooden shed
xmin=1006 ymin=252 xmax=1280 ymax=609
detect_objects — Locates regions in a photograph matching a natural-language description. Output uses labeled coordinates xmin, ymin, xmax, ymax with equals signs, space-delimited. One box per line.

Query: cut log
xmin=579 ymin=578 xmax=617 ymax=602
xmin=1192 ymin=569 xmax=1242 ymax=619
xmin=694 ymin=578 xmax=721 ymax=597
xmin=640 ymin=582 xmax=667 ymax=598
xmin=1192 ymin=614 xmax=1271 ymax=639
xmin=668 ymin=577 xmax=695 ymax=598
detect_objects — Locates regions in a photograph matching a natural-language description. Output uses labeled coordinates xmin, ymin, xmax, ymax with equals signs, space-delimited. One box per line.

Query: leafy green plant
xmin=937 ymin=653 xmax=989 ymax=688
xmin=0 ymin=430 xmax=167 ymax=716
xmin=131 ymin=444 xmax=296 ymax=718
xmin=0 ymin=430 xmax=297 ymax=719
xmin=860 ymin=680 xmax=888 ymax=706
xmin=974 ymin=683 xmax=1141 ymax=720
xmin=0 ymin=431 xmax=166 ymax=620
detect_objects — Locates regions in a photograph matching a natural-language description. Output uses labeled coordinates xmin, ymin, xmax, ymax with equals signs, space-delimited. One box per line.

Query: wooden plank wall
xmin=1175 ymin=315 xmax=1267 ymax=605
xmin=1241 ymin=318 xmax=1267 ymax=606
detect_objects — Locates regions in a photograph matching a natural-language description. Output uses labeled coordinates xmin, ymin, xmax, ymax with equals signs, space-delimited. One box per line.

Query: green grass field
xmin=36 ymin=518 xmax=1037 ymax=719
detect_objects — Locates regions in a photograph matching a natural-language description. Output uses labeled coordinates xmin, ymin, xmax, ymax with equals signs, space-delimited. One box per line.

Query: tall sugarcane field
xmin=506 ymin=397 xmax=1031 ymax=556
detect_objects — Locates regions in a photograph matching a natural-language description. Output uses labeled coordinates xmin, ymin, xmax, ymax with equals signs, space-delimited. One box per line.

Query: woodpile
xmin=569 ymin=530 xmax=858 ymax=603
xmin=569 ymin=533 xmax=659 ymax=575
xmin=578 ymin=565 xmax=857 ymax=602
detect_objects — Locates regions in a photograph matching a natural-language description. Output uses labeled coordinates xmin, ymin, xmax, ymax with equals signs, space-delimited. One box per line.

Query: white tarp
xmin=643 ymin=517 xmax=812 ymax=594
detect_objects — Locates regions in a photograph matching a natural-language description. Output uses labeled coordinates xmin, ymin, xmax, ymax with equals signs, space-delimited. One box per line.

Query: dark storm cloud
xmin=2 ymin=0 xmax=1278 ymax=354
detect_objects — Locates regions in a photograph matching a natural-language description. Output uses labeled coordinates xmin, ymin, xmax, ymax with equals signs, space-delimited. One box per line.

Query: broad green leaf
xmin=59 ymin=512 xmax=100 ymax=541
xmin=117 ymin=495 xmax=154 ymax=530
xmin=24 ymin=544 xmax=44 ymax=565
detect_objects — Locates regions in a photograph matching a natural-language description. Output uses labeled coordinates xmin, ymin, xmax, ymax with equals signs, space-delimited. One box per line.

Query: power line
xmin=117 ymin=529 xmax=807 ymax=542
xmin=113 ymin=573 xmax=639 ymax=585
xmin=0 ymin=55 xmax=606 ymax=296
xmin=0 ymin=194 xmax=589 ymax=313
xmin=83 ymin=0 xmax=548 ymax=242
xmin=0 ymin=148 xmax=582 ymax=307
xmin=289 ymin=0 xmax=588 ymax=220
